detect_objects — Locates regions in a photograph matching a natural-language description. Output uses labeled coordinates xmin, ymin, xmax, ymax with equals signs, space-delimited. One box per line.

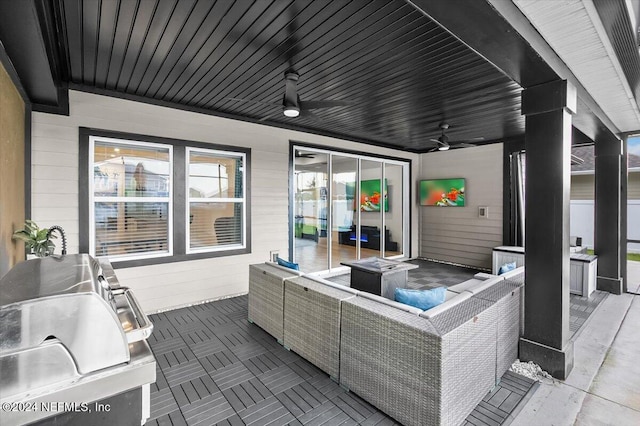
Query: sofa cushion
xmin=444 ymin=289 xmax=459 ymax=300
xmin=498 ymin=262 xmax=517 ymax=275
xmin=302 ymin=274 xmax=359 ymax=295
xmin=265 ymin=261 xmax=304 ymax=276
xmin=499 ymin=265 xmax=525 ymax=280
xmin=357 ymin=291 xmax=423 ymax=315
xmin=454 ymin=276 xmax=505 ymax=293
xmin=474 ymin=272 xmax=495 ymax=280
xmin=420 ymin=291 xmax=473 ymax=319
xmin=394 ymin=287 xmax=447 ymax=311
xmin=448 ymin=278 xmax=487 ymax=294
xmin=277 ymin=256 xmax=299 ymax=270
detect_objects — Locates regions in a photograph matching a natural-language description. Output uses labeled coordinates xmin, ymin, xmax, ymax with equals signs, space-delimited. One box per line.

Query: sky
xmin=629 ymin=136 xmax=640 ymax=156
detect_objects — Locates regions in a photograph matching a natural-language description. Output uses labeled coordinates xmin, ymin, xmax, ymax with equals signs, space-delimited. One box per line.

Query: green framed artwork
xmin=420 ymin=178 xmax=465 ymax=206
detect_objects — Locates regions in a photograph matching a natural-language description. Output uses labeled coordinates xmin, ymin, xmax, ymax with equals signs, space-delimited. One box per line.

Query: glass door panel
xmin=383 ymin=163 xmax=403 ymax=257
xmin=293 ymin=150 xmax=328 ymax=272
xmin=359 ymin=160 xmax=383 ymax=259
xmin=331 ymin=155 xmax=358 ymax=269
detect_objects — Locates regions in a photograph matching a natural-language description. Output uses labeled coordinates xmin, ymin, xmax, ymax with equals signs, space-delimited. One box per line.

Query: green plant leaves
xmin=12 ymin=220 xmax=56 ymax=257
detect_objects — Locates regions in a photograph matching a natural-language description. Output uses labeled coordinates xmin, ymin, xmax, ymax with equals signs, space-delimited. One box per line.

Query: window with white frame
xmin=90 ymin=136 xmax=172 ymax=260
xmin=187 ymin=148 xmax=246 ymax=252
xmin=82 ymin=129 xmax=251 ymax=266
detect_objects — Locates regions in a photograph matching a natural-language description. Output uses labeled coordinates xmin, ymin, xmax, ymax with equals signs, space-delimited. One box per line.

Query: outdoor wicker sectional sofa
xmin=247 ymin=261 xmax=524 ymax=426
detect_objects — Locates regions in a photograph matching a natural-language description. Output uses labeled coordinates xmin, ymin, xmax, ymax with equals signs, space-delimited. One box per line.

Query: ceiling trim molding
xmin=0 ymin=40 xmax=30 ymax=105
xmin=0 ymin=0 xmax=60 ymax=107
xmin=34 ymin=0 xmax=70 ymax=84
xmin=32 ymin=84 xmax=69 ymax=115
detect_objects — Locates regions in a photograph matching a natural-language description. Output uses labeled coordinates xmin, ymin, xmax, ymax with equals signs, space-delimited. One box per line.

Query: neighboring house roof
xmin=571 ymin=145 xmax=640 ymax=174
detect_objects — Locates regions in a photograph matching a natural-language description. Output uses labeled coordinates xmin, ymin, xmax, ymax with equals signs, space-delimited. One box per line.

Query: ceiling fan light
xmin=284 ymin=106 xmax=300 ymax=117
xmin=438 ymin=144 xmax=450 ymax=151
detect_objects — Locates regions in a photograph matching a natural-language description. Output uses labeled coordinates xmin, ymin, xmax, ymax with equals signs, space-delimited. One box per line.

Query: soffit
xmin=514 ymin=0 xmax=640 ymax=133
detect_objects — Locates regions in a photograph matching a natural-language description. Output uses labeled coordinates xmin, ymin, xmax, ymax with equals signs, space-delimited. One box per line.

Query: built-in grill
xmin=0 ymin=254 xmax=156 ymax=426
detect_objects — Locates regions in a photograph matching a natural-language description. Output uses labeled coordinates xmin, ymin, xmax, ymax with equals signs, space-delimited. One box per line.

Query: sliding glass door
xmin=384 ymin=163 xmax=404 ymax=257
xmin=360 ymin=160 xmax=383 ymax=259
xmin=292 ymin=146 xmax=409 ymax=273
xmin=293 ymin=150 xmax=328 ymax=271
xmin=331 ymin=155 xmax=358 ymax=269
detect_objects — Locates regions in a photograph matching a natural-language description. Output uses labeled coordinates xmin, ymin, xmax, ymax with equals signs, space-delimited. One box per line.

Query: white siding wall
xmin=570 ymin=174 xmax=595 ymax=200
xmin=419 ymin=144 xmax=503 ymax=269
xmin=570 ymin=171 xmax=640 ymax=200
xmin=31 ymin=90 xmax=419 ymax=312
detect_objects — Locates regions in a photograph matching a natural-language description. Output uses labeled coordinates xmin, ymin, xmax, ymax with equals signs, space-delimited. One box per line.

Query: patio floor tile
xmin=147 ymin=262 xmax=572 ymax=425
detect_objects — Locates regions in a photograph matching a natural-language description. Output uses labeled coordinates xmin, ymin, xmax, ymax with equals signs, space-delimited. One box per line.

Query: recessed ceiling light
xmin=114 ymin=148 xmax=120 ymax=152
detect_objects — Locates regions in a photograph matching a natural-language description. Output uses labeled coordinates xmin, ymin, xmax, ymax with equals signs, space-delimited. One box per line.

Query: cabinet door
xmin=569 ymin=261 xmax=583 ymax=295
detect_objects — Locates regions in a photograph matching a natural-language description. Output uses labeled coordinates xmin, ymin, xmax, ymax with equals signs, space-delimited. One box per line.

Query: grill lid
xmin=0 ymin=254 xmax=102 ymax=306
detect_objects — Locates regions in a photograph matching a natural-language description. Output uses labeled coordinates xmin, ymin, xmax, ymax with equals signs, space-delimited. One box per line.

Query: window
xmin=81 ymin=128 xmax=251 ymax=267
xmin=90 ymin=137 xmax=173 ymax=261
xmin=187 ymin=148 xmax=246 ymax=252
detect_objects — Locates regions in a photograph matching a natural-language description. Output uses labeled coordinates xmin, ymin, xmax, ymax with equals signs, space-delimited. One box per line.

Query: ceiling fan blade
xmin=571 ymin=154 xmax=585 ymax=165
xmin=429 ymin=138 xmax=441 ymax=143
xmin=299 ymin=109 xmax=321 ymax=121
xmin=227 ymin=98 xmax=279 ymax=108
xmin=295 ymin=151 xmax=315 ymax=158
xmin=454 ymin=143 xmax=477 ymax=148
xmin=258 ymin=110 xmax=283 ymax=122
xmin=299 ymin=100 xmax=351 ymax=109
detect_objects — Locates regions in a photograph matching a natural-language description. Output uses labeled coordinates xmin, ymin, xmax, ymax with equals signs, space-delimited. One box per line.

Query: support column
xmin=594 ymin=134 xmax=623 ymax=294
xmin=519 ymin=80 xmax=576 ymax=380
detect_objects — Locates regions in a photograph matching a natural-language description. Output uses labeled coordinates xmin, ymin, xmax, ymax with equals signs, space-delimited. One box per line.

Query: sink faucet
xmin=47 ymin=225 xmax=67 ymax=255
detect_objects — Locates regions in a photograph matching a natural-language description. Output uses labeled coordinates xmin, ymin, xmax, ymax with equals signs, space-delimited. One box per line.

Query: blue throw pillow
xmin=276 ymin=256 xmax=299 ymax=271
xmin=394 ymin=287 xmax=447 ymax=311
xmin=498 ymin=262 xmax=517 ymax=275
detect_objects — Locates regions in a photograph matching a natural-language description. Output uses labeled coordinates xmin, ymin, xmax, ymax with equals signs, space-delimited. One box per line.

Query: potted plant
xmin=12 ymin=220 xmax=56 ymax=258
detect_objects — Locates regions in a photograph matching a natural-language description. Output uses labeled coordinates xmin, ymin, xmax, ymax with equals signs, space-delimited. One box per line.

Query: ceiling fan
xmin=570 ymin=154 xmax=584 ymax=165
xmin=228 ymin=72 xmax=350 ymax=121
xmin=428 ymin=122 xmax=484 ymax=152
xmin=295 ymin=149 xmax=316 ymax=158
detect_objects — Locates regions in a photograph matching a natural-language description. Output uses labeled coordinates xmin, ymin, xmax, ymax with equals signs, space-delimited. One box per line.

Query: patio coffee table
xmin=341 ymin=257 xmax=418 ymax=299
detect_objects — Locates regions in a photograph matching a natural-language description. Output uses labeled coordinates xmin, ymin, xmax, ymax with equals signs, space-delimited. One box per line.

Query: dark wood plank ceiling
xmin=43 ymin=0 xmax=525 ymax=152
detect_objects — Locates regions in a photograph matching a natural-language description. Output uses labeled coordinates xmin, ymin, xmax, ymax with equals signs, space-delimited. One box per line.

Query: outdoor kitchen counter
xmin=0 ymin=255 xmax=156 ymax=426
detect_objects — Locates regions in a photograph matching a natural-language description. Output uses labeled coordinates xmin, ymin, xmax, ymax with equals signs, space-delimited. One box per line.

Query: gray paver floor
xmin=147 ymin=292 xmax=536 ymax=426
xmin=147 ymin=259 xmax=611 ymax=425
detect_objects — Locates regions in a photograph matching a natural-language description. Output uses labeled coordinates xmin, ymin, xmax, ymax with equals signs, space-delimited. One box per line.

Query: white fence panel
xmin=570 ymin=200 xmax=640 ymax=253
